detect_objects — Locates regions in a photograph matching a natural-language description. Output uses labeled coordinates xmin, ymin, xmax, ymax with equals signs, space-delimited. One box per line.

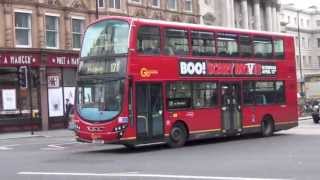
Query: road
xmin=0 ymin=120 xmax=319 ymax=180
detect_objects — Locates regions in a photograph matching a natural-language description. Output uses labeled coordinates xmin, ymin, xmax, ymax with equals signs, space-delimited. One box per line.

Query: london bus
xmin=74 ymin=16 xmax=298 ymax=148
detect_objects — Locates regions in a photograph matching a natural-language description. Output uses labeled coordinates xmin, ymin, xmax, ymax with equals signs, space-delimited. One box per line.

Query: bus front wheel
xmin=261 ymin=117 xmax=274 ymax=137
xmin=168 ymin=123 xmax=187 ymax=148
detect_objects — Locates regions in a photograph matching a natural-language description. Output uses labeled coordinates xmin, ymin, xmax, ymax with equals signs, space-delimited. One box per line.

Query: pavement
xmin=0 ymin=129 xmax=74 ymax=141
xmin=0 ymin=116 xmax=313 ymax=141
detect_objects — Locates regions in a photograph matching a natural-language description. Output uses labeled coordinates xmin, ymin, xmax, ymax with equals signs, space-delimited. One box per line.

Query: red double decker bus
xmin=74 ymin=16 xmax=298 ymax=148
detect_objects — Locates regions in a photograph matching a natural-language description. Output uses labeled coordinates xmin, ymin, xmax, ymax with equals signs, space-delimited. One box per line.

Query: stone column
xmin=240 ymin=0 xmax=249 ymax=29
xmin=4 ymin=3 xmax=13 ymax=47
xmin=64 ymin=11 xmax=72 ymax=50
xmin=39 ymin=64 xmax=49 ymax=131
xmin=0 ymin=3 xmax=5 ymax=47
xmin=272 ymin=3 xmax=277 ymax=32
xmin=37 ymin=8 xmax=45 ymax=48
xmin=253 ymin=0 xmax=261 ymax=30
xmin=265 ymin=0 xmax=273 ymax=31
xmin=225 ymin=0 xmax=235 ymax=28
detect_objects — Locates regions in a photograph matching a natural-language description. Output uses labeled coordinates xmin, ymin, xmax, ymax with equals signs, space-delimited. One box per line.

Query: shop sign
xmin=47 ymin=75 xmax=60 ymax=88
xmin=0 ymin=53 xmax=40 ymax=66
xmin=179 ymin=60 xmax=277 ymax=77
xmin=48 ymin=54 xmax=79 ymax=67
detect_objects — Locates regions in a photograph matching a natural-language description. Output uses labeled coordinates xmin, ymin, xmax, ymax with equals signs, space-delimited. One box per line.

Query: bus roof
xmin=95 ymin=16 xmax=293 ymax=38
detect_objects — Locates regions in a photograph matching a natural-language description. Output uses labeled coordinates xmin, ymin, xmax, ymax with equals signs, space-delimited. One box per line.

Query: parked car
xmin=312 ymin=104 xmax=319 ymax=124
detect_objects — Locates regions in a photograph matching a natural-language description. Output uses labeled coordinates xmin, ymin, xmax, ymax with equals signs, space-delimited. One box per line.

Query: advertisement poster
xmin=63 ymin=87 xmax=75 ymax=113
xmin=2 ymin=89 xmax=16 ymax=110
xmin=48 ymin=88 xmax=64 ymax=117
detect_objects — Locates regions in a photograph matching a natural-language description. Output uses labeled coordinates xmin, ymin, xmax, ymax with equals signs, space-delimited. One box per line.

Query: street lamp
xmin=286 ymin=4 xmax=317 ymax=98
xmin=95 ymin=0 xmax=99 ymax=19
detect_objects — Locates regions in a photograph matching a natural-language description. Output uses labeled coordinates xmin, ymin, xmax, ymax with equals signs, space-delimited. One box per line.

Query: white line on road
xmin=17 ymin=171 xmax=291 ymax=180
xmin=0 ymin=144 xmax=21 ymax=150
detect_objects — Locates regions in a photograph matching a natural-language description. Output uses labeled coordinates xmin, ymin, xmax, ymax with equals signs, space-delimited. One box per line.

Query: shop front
xmin=0 ymin=49 xmax=79 ymax=133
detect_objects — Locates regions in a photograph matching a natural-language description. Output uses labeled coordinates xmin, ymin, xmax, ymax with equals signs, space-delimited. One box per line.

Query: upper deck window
xmin=164 ymin=28 xmax=189 ymax=56
xmin=274 ymin=39 xmax=284 ymax=59
xmin=81 ymin=20 xmax=129 ymax=57
xmin=239 ymin=35 xmax=252 ymax=57
xmin=217 ymin=33 xmax=238 ymax=57
xmin=191 ymin=31 xmax=215 ymax=56
xmin=137 ymin=26 xmax=160 ymax=55
xmin=253 ymin=36 xmax=272 ymax=59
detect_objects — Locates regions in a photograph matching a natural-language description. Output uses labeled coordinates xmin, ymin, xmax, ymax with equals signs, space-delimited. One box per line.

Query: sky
xmin=280 ymin=0 xmax=320 ymax=9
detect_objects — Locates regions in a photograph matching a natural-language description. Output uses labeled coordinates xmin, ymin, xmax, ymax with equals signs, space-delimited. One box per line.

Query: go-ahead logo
xmin=180 ymin=61 xmax=206 ymax=75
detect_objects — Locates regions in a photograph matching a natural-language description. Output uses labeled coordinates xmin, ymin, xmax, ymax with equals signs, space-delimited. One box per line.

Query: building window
xmin=308 ymin=38 xmax=311 ymax=49
xmin=130 ymin=0 xmax=141 ymax=4
xmin=72 ymin=18 xmax=84 ymax=50
xmin=317 ymin=20 xmax=320 ymax=27
xmin=307 ymin=20 xmax=310 ymax=27
xmin=184 ymin=0 xmax=192 ymax=12
xmin=109 ymin=0 xmax=120 ymax=9
xmin=317 ymin=38 xmax=320 ymax=48
xmin=167 ymin=0 xmax=177 ymax=10
xmin=301 ymin=19 xmax=304 ymax=27
xmin=302 ymin=37 xmax=305 ymax=48
xmin=318 ymin=56 xmax=320 ymax=67
xmin=303 ymin=56 xmax=306 ymax=66
xmin=308 ymin=56 xmax=312 ymax=66
xmin=46 ymin=15 xmax=59 ymax=48
xmin=98 ymin=0 xmax=105 ymax=8
xmin=191 ymin=31 xmax=215 ymax=56
xmin=15 ymin=11 xmax=32 ymax=47
xmin=137 ymin=26 xmax=160 ymax=54
xmin=287 ymin=16 xmax=290 ymax=24
xmin=152 ymin=0 xmax=160 ymax=7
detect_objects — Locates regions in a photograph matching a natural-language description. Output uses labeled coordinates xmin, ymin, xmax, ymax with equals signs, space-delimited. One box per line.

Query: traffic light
xmin=18 ymin=66 xmax=28 ymax=88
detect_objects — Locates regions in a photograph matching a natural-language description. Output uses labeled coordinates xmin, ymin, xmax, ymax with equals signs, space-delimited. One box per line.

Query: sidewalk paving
xmin=0 ymin=129 xmax=74 ymax=141
xmin=0 ymin=116 xmax=313 ymax=140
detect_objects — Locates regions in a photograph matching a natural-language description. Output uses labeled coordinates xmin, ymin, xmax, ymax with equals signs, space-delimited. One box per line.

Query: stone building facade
xmin=200 ymin=0 xmax=281 ymax=32
xmin=0 ymin=0 xmax=199 ymax=133
xmin=280 ymin=5 xmax=320 ymax=99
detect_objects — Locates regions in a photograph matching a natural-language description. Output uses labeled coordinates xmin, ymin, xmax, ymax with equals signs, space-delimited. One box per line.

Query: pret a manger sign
xmin=180 ymin=61 xmax=277 ymax=76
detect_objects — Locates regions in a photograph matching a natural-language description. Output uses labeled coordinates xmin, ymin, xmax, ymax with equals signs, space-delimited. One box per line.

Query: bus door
xmin=136 ymin=83 xmax=164 ymax=140
xmin=220 ymin=83 xmax=242 ymax=134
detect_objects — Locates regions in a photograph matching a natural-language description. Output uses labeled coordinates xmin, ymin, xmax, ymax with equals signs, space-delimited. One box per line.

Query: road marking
xmin=41 ymin=142 xmax=80 ymax=150
xmin=17 ymin=171 xmax=291 ymax=180
xmin=0 ymin=144 xmax=20 ymax=150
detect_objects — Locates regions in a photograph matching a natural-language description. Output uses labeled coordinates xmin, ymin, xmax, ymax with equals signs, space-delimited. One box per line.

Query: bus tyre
xmin=168 ymin=123 xmax=187 ymax=148
xmin=261 ymin=118 xmax=274 ymax=137
xmin=313 ymin=117 xmax=319 ymax=124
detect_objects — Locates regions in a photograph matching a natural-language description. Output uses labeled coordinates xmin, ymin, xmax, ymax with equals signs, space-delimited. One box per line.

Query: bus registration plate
xmin=92 ymin=139 xmax=104 ymax=144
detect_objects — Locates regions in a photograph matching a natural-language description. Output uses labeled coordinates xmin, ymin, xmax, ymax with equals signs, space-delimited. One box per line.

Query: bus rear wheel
xmin=261 ymin=117 xmax=274 ymax=137
xmin=168 ymin=123 xmax=187 ymax=148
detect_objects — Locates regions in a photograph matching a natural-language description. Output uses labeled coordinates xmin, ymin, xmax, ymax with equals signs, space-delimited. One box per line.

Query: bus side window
xmin=217 ymin=33 xmax=239 ymax=57
xmin=137 ymin=26 xmax=160 ymax=55
xmin=191 ymin=31 xmax=215 ymax=56
xmin=239 ymin=35 xmax=252 ymax=57
xmin=253 ymin=36 xmax=272 ymax=59
xmin=274 ymin=39 xmax=284 ymax=59
xmin=164 ymin=29 xmax=189 ymax=56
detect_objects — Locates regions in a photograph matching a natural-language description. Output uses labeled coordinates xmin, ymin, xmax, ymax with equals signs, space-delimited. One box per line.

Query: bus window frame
xmin=272 ymin=37 xmax=285 ymax=60
xmin=190 ymin=30 xmax=216 ymax=57
xmin=163 ymin=27 xmax=190 ymax=56
xmin=242 ymin=80 xmax=286 ymax=107
xmin=136 ymin=25 xmax=161 ymax=56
